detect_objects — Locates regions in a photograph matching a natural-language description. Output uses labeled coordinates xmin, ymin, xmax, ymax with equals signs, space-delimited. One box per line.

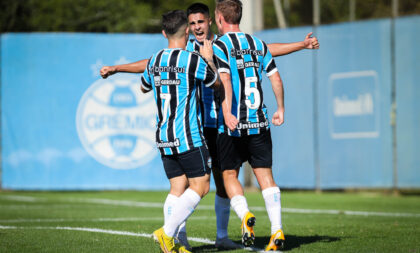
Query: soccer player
xmin=140 ymin=10 xmax=217 ymax=253
xmin=212 ymin=0 xmax=286 ymax=250
xmin=100 ymin=2 xmax=319 ymax=250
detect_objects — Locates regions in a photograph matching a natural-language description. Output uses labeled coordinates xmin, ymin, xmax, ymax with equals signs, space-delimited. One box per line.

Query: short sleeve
xmin=140 ymin=58 xmax=153 ymax=91
xmin=213 ymin=40 xmax=230 ymax=74
xmin=262 ymin=42 xmax=278 ymax=77
xmin=198 ymin=56 xmax=217 ymax=88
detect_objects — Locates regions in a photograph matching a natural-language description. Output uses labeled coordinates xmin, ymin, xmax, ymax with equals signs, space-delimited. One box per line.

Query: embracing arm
xmin=268 ymin=72 xmax=285 ymax=126
xmin=100 ymin=59 xmax=148 ymax=79
xmin=267 ymin=32 xmax=320 ymax=57
xmin=200 ymin=39 xmax=220 ymax=88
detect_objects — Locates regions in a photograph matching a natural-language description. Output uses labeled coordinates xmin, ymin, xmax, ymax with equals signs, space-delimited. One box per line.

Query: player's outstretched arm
xmin=267 ymin=32 xmax=320 ymax=57
xmin=269 ymin=72 xmax=285 ymax=126
xmin=219 ymin=72 xmax=239 ymax=131
xmin=100 ymin=59 xmax=148 ymax=79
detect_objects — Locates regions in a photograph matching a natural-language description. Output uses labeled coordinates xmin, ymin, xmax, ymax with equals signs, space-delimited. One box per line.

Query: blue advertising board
xmin=316 ymin=20 xmax=393 ymax=188
xmin=1 ymin=33 xmax=170 ymax=190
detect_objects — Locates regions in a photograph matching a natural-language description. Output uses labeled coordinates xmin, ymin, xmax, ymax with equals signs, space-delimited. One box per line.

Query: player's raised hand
xmin=272 ymin=109 xmax=284 ymax=126
xmin=199 ymin=39 xmax=214 ymax=62
xmin=303 ymin=32 xmax=320 ymax=49
xmin=224 ymin=113 xmax=239 ymax=131
xmin=100 ymin=66 xmax=117 ymax=79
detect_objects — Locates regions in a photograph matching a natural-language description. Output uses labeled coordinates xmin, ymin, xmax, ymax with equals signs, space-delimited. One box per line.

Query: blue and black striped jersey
xmin=213 ymin=32 xmax=278 ymax=137
xmin=141 ymin=48 xmax=217 ymax=155
xmin=186 ymin=35 xmax=219 ymax=129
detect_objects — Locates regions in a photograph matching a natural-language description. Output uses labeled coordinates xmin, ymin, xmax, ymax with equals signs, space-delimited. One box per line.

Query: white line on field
xmin=72 ymin=198 xmax=420 ymax=218
xmin=0 ymin=216 xmax=215 ymax=223
xmin=0 ymin=225 xmax=267 ymax=252
xmin=2 ymin=195 xmax=419 ymax=218
xmin=0 ymin=195 xmax=39 ymax=202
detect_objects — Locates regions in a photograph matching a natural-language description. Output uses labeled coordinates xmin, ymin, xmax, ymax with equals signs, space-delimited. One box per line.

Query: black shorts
xmin=203 ymin=127 xmax=219 ymax=168
xmin=217 ymin=130 xmax=273 ymax=171
xmin=161 ymin=145 xmax=211 ymax=179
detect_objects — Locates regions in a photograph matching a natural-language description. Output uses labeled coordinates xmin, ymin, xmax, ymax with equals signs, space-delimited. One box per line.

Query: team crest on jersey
xmin=76 ymin=73 xmax=158 ymax=169
xmin=154 ymin=76 xmax=161 ymax=87
xmin=236 ymin=59 xmax=244 ymax=69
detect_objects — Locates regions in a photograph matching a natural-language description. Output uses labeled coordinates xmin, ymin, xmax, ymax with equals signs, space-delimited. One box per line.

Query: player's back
xmin=213 ymin=32 xmax=278 ymax=136
xmin=141 ymin=48 xmax=217 ymax=155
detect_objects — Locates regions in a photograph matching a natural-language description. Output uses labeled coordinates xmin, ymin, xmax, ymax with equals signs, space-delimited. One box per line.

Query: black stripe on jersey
xmin=167 ymin=49 xmax=181 ymax=154
xmin=228 ymin=33 xmax=248 ymax=136
xmin=154 ymin=50 xmax=164 ymax=144
xmin=185 ymin=53 xmax=200 ymax=148
xmin=193 ymin=41 xmax=200 ymax=52
xmin=245 ymin=34 xmax=266 ymax=132
xmin=195 ymin=86 xmax=206 ymax=146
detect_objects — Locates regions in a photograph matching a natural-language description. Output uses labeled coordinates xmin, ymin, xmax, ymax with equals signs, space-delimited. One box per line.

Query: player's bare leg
xmin=253 ymin=167 xmax=285 ymax=250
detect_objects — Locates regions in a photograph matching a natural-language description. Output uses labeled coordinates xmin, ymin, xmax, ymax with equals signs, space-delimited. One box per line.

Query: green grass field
xmin=0 ymin=190 xmax=419 ymax=252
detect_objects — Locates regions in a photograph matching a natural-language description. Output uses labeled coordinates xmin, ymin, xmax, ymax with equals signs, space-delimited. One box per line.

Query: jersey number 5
xmin=160 ymin=93 xmax=171 ymax=123
xmin=245 ymin=77 xmax=261 ymax=109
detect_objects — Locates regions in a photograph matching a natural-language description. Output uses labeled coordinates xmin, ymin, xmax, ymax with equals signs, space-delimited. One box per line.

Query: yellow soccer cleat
xmin=241 ymin=211 xmax=256 ymax=247
xmin=152 ymin=227 xmax=176 ymax=253
xmin=174 ymin=243 xmax=192 ymax=253
xmin=265 ymin=229 xmax=285 ymax=251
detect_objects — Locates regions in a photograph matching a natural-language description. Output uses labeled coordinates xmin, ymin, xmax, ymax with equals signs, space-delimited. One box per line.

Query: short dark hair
xmin=162 ymin=10 xmax=188 ymax=36
xmin=216 ymin=0 xmax=242 ymax=24
xmin=187 ymin=3 xmax=210 ymax=17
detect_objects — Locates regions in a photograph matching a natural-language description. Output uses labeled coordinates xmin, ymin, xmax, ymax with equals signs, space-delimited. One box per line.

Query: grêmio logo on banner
xmin=76 ymin=73 xmax=158 ymax=169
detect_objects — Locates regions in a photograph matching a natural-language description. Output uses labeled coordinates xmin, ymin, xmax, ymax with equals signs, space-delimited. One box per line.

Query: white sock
xmin=163 ymin=194 xmax=178 ymax=224
xmin=163 ymin=194 xmax=186 ymax=236
xmin=262 ymin=187 xmax=282 ymax=234
xmin=163 ymin=188 xmax=201 ymax=237
xmin=215 ymin=194 xmax=230 ymax=239
xmin=230 ymin=195 xmax=249 ymax=221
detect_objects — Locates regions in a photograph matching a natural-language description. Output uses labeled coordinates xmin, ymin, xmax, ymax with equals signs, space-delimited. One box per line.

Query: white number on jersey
xmin=245 ymin=77 xmax=261 ymax=109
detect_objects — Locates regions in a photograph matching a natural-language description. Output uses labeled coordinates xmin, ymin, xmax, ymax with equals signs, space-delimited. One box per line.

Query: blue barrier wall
xmin=395 ymin=16 xmax=420 ymax=188
xmin=256 ymin=26 xmax=316 ymax=189
xmin=2 ymin=16 xmax=419 ymax=190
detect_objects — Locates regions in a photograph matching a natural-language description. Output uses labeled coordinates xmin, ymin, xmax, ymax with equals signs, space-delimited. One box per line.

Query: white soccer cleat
xmin=215 ymin=237 xmax=243 ymax=250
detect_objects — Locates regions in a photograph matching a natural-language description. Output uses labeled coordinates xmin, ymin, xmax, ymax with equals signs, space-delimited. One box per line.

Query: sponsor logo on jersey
xmin=236 ymin=121 xmax=269 ymax=130
xmin=160 ymin=79 xmax=181 ymax=86
xmin=245 ymin=61 xmax=260 ymax=68
xmin=156 ymin=138 xmax=180 ymax=148
xmin=149 ymin=65 xmax=185 ymax=74
xmin=231 ymin=48 xmax=263 ymax=57
xmin=76 ymin=73 xmax=158 ymax=169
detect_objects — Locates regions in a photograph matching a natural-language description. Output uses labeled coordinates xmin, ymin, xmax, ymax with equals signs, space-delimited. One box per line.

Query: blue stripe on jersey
xmin=140 ymin=48 xmax=216 ymax=155
xmin=213 ymin=32 xmax=278 ymax=137
xmin=186 ymin=35 xmax=219 ymax=128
